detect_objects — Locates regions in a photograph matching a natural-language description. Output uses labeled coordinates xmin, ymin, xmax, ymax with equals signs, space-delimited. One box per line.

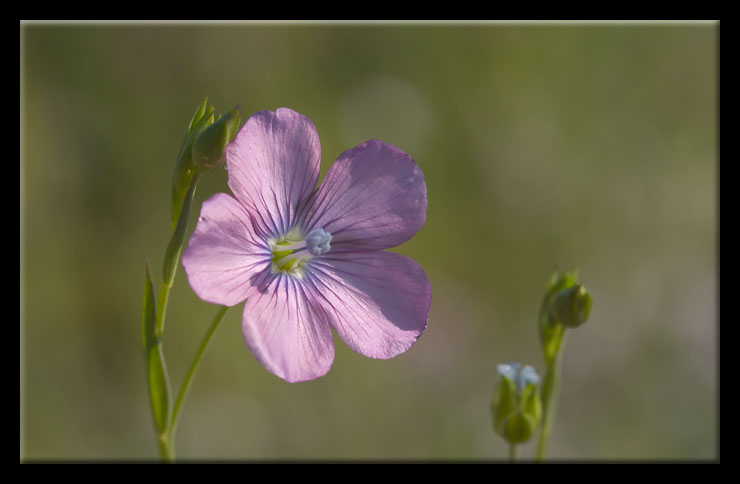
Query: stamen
xmin=273 ymin=240 xmax=306 ymax=252
xmin=270 ymin=228 xmax=332 ymax=275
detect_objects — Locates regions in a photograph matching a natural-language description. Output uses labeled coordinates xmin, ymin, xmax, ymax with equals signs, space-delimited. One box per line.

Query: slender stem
xmin=158 ymin=433 xmax=174 ymax=462
xmin=536 ymin=330 xmax=567 ymax=461
xmin=148 ymin=174 xmax=202 ymax=461
xmin=509 ymin=443 xmax=518 ymax=462
xmin=167 ymin=305 xmax=229 ymax=441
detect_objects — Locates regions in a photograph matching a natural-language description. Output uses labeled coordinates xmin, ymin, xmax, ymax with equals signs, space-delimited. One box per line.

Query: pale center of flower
xmin=270 ymin=228 xmax=332 ymax=276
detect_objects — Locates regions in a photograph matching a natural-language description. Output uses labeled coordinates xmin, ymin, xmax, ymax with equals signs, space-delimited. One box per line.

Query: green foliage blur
xmin=21 ymin=21 xmax=717 ymax=460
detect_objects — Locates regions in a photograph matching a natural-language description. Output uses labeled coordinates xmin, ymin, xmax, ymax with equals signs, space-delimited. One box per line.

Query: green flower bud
xmin=169 ymin=97 xmax=241 ymax=231
xmin=191 ymin=105 xmax=241 ymax=172
xmin=171 ymin=95 xmax=217 ymax=229
xmin=538 ymin=269 xmax=592 ymax=360
xmin=491 ymin=363 xmax=542 ymax=444
xmin=548 ymin=283 xmax=593 ymax=328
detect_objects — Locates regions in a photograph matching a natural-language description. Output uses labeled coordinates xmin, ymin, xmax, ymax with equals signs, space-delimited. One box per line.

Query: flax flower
xmin=182 ymin=108 xmax=431 ymax=382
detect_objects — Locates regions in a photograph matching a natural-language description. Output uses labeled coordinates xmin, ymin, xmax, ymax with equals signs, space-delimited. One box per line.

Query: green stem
xmin=536 ymin=329 xmax=567 ymax=461
xmin=158 ymin=433 xmax=174 ymax=462
xmin=148 ymin=174 xmax=202 ymax=461
xmin=509 ymin=443 xmax=518 ymax=462
xmin=163 ymin=305 xmax=229 ymax=455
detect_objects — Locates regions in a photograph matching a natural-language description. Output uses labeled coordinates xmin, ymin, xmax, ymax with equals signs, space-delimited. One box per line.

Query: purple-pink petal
xmin=182 ymin=193 xmax=272 ymax=307
xmin=306 ymin=251 xmax=431 ymax=359
xmin=226 ymin=108 xmax=321 ymax=238
xmin=242 ymin=273 xmax=335 ymax=383
xmin=301 ymin=139 xmax=427 ymax=251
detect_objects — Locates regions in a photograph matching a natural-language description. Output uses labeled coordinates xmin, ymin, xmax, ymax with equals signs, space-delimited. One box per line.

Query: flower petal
xmin=226 ymin=108 xmax=321 ymax=238
xmin=307 ymin=251 xmax=431 ymax=359
xmin=242 ymin=274 xmax=335 ymax=383
xmin=182 ymin=193 xmax=272 ymax=307
xmin=301 ymin=139 xmax=427 ymax=251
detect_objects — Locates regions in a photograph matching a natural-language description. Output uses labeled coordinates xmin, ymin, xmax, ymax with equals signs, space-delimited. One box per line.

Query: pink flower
xmin=182 ymin=108 xmax=431 ymax=382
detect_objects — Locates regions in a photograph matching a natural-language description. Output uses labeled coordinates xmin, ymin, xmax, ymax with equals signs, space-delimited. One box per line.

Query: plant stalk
xmin=536 ymin=329 xmax=567 ymax=461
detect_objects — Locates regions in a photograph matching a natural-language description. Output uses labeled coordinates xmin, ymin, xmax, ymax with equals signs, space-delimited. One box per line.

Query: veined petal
xmin=307 ymin=251 xmax=431 ymax=359
xmin=301 ymin=139 xmax=427 ymax=251
xmin=226 ymin=108 xmax=321 ymax=238
xmin=242 ymin=274 xmax=335 ymax=383
xmin=182 ymin=193 xmax=272 ymax=307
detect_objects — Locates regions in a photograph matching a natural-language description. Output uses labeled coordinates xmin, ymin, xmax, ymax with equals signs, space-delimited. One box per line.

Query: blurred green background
xmin=21 ymin=22 xmax=717 ymax=461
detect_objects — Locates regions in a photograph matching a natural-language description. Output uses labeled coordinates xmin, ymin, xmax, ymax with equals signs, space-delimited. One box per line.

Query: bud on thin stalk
xmin=491 ymin=363 xmax=542 ymax=445
xmin=171 ymin=96 xmax=217 ymax=230
xmin=191 ymin=105 xmax=241 ymax=172
xmin=535 ymin=268 xmax=593 ymax=461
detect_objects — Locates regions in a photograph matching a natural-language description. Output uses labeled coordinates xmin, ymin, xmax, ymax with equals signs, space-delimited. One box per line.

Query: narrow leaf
xmin=142 ymin=261 xmax=172 ymax=434
xmin=164 ymin=175 xmax=199 ymax=287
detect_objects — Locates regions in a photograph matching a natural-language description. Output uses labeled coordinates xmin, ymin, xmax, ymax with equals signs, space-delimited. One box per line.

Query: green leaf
xmin=142 ymin=261 xmax=172 ymax=434
xmin=163 ymin=175 xmax=199 ymax=287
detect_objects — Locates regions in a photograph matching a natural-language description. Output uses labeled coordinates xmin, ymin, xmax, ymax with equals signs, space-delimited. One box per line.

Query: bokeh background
xmin=21 ymin=21 xmax=717 ymax=461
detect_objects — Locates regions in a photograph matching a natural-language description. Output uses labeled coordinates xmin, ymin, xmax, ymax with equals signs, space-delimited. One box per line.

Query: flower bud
xmin=171 ymin=96 xmax=216 ymax=229
xmin=491 ymin=363 xmax=542 ymax=444
xmin=539 ymin=269 xmax=592 ymax=359
xmin=170 ymin=97 xmax=241 ymax=230
xmin=548 ymin=283 xmax=593 ymax=328
xmin=191 ymin=105 xmax=241 ymax=172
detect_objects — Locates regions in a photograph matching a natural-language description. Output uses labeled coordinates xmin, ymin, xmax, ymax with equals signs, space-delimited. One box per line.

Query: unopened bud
xmin=170 ymin=97 xmax=242 ymax=230
xmin=171 ymin=95 xmax=216 ymax=228
xmin=548 ymin=283 xmax=593 ymax=328
xmin=491 ymin=363 xmax=542 ymax=444
xmin=191 ymin=105 xmax=241 ymax=172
